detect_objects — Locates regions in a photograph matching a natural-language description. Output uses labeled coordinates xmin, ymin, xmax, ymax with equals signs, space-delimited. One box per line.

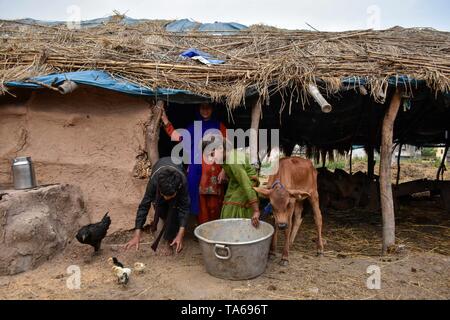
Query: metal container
xmin=194 ymin=219 xmax=274 ymax=280
xmin=12 ymin=157 xmax=37 ymax=190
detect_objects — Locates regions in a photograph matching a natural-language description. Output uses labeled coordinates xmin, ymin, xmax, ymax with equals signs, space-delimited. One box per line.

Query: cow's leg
xmin=280 ymin=224 xmax=292 ymax=266
xmin=309 ymin=192 xmax=324 ymax=256
xmin=289 ymin=201 xmax=304 ymax=246
xmin=269 ymin=227 xmax=278 ymax=260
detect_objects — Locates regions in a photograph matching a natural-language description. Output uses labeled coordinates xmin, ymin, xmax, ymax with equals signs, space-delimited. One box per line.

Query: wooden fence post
xmin=379 ymin=89 xmax=402 ymax=254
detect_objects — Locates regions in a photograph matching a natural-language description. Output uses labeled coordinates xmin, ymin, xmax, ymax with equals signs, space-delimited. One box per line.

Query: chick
xmin=108 ymin=257 xmax=124 ymax=268
xmin=112 ymin=265 xmax=131 ymax=285
xmin=133 ymin=262 xmax=146 ymax=274
xmin=108 ymin=257 xmax=131 ymax=285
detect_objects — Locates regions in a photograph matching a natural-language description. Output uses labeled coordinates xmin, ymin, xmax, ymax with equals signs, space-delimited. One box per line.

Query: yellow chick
xmin=134 ymin=262 xmax=146 ymax=274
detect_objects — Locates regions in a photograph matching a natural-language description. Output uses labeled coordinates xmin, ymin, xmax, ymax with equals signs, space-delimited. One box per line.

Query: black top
xmin=134 ymin=157 xmax=190 ymax=230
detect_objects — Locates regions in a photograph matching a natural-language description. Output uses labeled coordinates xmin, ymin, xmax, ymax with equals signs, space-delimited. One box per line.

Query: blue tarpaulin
xmin=6 ymin=70 xmax=438 ymax=104
xmin=340 ymin=75 xmax=426 ymax=87
xmin=5 ymin=70 xmax=190 ymax=96
xmin=165 ymin=19 xmax=199 ymax=32
xmin=180 ymin=48 xmax=225 ymax=65
xmin=13 ymin=16 xmax=151 ymax=28
xmin=13 ymin=17 xmax=248 ymax=33
xmin=4 ymin=70 xmax=216 ymax=104
xmin=165 ymin=19 xmax=247 ymax=34
xmin=197 ymin=22 xmax=247 ymax=33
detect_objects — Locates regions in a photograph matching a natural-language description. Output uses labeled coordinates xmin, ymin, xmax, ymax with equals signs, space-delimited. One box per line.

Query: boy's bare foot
xmin=157 ymin=242 xmax=174 ymax=256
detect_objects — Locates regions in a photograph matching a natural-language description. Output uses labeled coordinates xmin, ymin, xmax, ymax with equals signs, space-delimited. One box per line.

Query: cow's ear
xmin=287 ymin=189 xmax=311 ymax=201
xmin=253 ymin=187 xmax=272 ymax=198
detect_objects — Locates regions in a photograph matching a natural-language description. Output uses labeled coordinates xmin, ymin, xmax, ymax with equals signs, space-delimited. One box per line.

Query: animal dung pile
xmin=0 ymin=184 xmax=88 ymax=275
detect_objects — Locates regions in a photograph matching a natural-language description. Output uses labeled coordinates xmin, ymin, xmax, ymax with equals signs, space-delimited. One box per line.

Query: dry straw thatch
xmin=1 ymin=16 xmax=449 ymax=108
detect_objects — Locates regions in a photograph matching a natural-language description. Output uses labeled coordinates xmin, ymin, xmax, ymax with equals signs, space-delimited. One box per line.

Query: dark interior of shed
xmin=159 ymin=85 xmax=450 ymax=160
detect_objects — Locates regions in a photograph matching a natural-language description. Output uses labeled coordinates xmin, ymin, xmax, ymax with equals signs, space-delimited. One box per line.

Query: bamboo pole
xmin=307 ymin=84 xmax=332 ymax=113
xmin=379 ymin=88 xmax=402 ymax=255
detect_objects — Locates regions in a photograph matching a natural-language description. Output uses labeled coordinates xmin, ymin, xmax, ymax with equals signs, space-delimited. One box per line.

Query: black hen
xmin=76 ymin=212 xmax=111 ymax=253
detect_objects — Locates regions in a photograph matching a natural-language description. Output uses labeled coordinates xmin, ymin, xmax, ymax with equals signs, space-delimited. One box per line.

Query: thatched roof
xmin=1 ymin=17 xmax=449 ymax=108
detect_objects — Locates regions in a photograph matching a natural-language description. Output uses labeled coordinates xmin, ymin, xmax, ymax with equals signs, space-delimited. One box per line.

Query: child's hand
xmin=251 ymin=211 xmax=260 ymax=228
xmin=218 ymin=168 xmax=227 ymax=184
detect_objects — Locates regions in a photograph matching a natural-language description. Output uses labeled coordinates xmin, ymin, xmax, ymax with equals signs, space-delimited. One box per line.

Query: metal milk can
xmin=12 ymin=157 xmax=37 ymax=190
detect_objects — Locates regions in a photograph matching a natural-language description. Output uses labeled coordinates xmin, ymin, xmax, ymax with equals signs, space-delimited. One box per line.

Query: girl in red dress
xmin=161 ymin=103 xmax=227 ymax=225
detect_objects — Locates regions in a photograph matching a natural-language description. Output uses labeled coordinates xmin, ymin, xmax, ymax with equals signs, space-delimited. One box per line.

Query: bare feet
xmin=157 ymin=242 xmax=174 ymax=256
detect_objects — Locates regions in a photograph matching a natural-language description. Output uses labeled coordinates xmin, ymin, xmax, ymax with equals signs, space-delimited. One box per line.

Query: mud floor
xmin=0 ymin=197 xmax=448 ymax=300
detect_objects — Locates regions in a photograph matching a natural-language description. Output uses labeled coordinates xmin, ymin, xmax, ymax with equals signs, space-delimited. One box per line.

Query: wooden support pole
xmin=321 ymin=150 xmax=327 ymax=168
xmin=250 ymin=98 xmax=262 ymax=168
xmin=367 ymin=145 xmax=375 ymax=180
xmin=396 ymin=143 xmax=402 ymax=186
xmin=436 ymin=145 xmax=449 ymax=181
xmin=349 ymin=147 xmax=353 ymax=175
xmin=146 ymin=100 xmax=164 ymax=166
xmin=367 ymin=98 xmax=376 ymax=180
xmin=379 ymin=89 xmax=402 ymax=255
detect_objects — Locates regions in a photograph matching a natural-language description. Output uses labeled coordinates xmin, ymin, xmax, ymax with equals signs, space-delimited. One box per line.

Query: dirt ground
xmin=0 ymin=193 xmax=448 ymax=300
xmin=350 ymin=159 xmax=442 ymax=184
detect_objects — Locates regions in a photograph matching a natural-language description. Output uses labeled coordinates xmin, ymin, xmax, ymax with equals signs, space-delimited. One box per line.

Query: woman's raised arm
xmin=161 ymin=108 xmax=182 ymax=142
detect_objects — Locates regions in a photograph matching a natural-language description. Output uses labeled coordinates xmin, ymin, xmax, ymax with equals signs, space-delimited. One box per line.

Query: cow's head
xmin=254 ymin=182 xmax=310 ymax=231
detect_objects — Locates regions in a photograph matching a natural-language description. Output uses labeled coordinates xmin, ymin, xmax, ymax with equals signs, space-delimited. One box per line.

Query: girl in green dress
xmin=203 ymin=137 xmax=261 ymax=227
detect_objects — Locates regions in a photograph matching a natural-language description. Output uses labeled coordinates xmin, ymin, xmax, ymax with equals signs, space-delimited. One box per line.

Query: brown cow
xmin=254 ymin=157 xmax=324 ymax=266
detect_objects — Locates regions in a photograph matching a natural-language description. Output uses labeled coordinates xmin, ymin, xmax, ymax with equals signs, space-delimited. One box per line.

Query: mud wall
xmin=0 ymin=87 xmax=151 ymax=233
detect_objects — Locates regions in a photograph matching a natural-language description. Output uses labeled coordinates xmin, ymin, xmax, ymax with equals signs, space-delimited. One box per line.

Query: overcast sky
xmin=0 ymin=0 xmax=448 ymax=31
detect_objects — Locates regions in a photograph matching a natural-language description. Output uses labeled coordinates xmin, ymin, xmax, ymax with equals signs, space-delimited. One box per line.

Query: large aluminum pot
xmin=12 ymin=157 xmax=37 ymax=190
xmin=194 ymin=219 xmax=274 ymax=280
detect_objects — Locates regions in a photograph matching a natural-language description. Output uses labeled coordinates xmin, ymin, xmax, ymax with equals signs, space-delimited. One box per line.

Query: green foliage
xmin=421 ymin=147 xmax=436 ymax=158
xmin=316 ymin=160 xmax=346 ymax=171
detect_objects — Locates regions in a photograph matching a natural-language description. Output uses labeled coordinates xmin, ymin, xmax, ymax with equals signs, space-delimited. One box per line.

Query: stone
xmin=0 ymin=184 xmax=88 ymax=275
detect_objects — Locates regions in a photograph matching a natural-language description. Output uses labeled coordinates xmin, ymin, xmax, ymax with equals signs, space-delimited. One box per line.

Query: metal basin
xmin=194 ymin=219 xmax=274 ymax=280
